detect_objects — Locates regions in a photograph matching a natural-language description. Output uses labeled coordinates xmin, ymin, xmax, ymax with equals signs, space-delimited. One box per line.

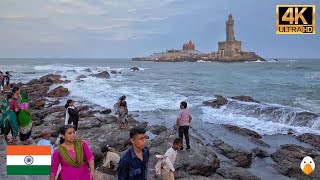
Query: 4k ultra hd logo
xmin=276 ymin=5 xmax=316 ymax=34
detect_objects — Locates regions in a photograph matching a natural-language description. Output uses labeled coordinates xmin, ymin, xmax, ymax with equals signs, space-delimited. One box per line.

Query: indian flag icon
xmin=7 ymin=146 xmax=51 ymax=175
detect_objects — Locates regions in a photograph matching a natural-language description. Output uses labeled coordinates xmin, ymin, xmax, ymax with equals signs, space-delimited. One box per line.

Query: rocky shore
xmin=2 ymin=74 xmax=320 ymax=180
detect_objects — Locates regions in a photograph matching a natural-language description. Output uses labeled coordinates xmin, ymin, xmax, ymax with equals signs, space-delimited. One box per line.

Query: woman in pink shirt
xmin=50 ymin=124 xmax=95 ymax=180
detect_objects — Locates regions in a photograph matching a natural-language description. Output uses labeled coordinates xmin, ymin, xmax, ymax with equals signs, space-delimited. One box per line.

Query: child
xmin=176 ymin=101 xmax=192 ymax=150
xmin=101 ymin=145 xmax=120 ymax=171
xmin=161 ymin=138 xmax=182 ymax=180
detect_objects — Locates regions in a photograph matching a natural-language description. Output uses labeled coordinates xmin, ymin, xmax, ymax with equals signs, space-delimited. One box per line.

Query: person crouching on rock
xmin=161 ymin=138 xmax=182 ymax=180
xmin=101 ymin=145 xmax=120 ymax=172
xmin=176 ymin=101 xmax=192 ymax=151
xmin=65 ymin=99 xmax=83 ymax=131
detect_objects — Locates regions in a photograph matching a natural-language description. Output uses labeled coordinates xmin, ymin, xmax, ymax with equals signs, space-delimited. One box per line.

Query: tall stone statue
xmin=226 ymin=14 xmax=235 ymax=41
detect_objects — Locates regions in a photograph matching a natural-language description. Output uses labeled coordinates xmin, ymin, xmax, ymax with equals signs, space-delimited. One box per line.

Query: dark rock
xmin=78 ymin=117 xmax=102 ymax=130
xmin=217 ymin=167 xmax=261 ymax=180
xmin=62 ymin=80 xmax=71 ymax=84
xmin=271 ymin=144 xmax=320 ymax=179
xmin=76 ymin=75 xmax=87 ymax=80
xmin=100 ymin=109 xmax=112 ymax=114
xmin=30 ymin=99 xmax=46 ymax=110
xmin=249 ymin=137 xmax=270 ymax=148
xmin=47 ymin=86 xmax=69 ymax=97
xmin=148 ymin=125 xmax=167 ymax=135
xmin=97 ymin=115 xmax=118 ymax=124
xmin=83 ymin=68 xmax=92 ymax=72
xmin=231 ymin=96 xmax=260 ymax=103
xmin=203 ymin=95 xmax=228 ymax=108
xmin=39 ymin=74 xmax=62 ymax=84
xmin=293 ymin=112 xmax=320 ymax=127
xmin=214 ymin=140 xmax=252 ymax=167
xmin=91 ymin=71 xmax=111 ymax=79
xmin=27 ymin=79 xmax=39 ymax=85
xmin=223 ymin=124 xmax=262 ymax=139
xmin=66 ymin=70 xmax=77 ymax=73
xmin=130 ymin=67 xmax=139 ymax=71
xmin=23 ymin=85 xmax=49 ymax=96
xmin=296 ymin=133 xmax=320 ymax=150
xmin=252 ymin=148 xmax=269 ymax=158
xmin=110 ymin=70 xmax=119 ymax=74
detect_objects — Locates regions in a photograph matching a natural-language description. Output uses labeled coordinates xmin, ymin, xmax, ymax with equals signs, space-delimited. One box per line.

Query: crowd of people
xmin=0 ymin=82 xmax=193 ymax=180
xmin=0 ymin=71 xmax=12 ymax=92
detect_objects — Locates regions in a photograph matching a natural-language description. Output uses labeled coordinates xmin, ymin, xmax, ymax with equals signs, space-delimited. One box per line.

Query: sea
xmin=1 ymin=58 xmax=320 ymax=136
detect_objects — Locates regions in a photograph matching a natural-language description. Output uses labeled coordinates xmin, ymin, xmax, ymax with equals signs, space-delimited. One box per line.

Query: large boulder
xmin=271 ymin=144 xmax=320 ymax=179
xmin=296 ymin=133 xmax=320 ymax=150
xmin=223 ymin=124 xmax=262 ymax=139
xmin=91 ymin=71 xmax=111 ymax=79
xmin=39 ymin=74 xmax=62 ymax=84
xmin=47 ymin=86 xmax=69 ymax=97
xmin=230 ymin=96 xmax=260 ymax=103
xmin=212 ymin=139 xmax=252 ymax=168
xmin=29 ymin=99 xmax=46 ymax=110
xmin=27 ymin=79 xmax=39 ymax=86
xmin=203 ymin=95 xmax=228 ymax=108
xmin=149 ymin=130 xmax=220 ymax=177
xmin=148 ymin=125 xmax=167 ymax=135
xmin=76 ymin=75 xmax=87 ymax=80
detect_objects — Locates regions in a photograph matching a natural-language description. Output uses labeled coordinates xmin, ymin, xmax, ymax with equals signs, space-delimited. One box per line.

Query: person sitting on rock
xmin=37 ymin=129 xmax=55 ymax=155
xmin=101 ymin=145 xmax=120 ymax=172
xmin=161 ymin=138 xmax=182 ymax=180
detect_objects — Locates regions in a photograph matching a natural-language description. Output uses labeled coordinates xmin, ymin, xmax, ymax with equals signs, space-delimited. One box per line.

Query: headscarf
xmin=20 ymin=91 xmax=29 ymax=103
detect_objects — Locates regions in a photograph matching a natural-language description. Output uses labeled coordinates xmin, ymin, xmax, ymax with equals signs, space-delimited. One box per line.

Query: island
xmin=132 ymin=14 xmax=265 ymax=62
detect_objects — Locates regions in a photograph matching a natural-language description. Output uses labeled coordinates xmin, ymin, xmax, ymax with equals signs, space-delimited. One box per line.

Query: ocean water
xmin=1 ymin=58 xmax=320 ymax=135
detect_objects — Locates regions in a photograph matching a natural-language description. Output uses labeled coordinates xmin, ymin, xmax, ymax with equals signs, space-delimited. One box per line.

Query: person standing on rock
xmin=176 ymin=101 xmax=192 ymax=151
xmin=4 ymin=71 xmax=12 ymax=92
xmin=50 ymin=124 xmax=95 ymax=180
xmin=9 ymin=90 xmax=20 ymax=144
xmin=160 ymin=138 xmax=182 ymax=180
xmin=115 ymin=95 xmax=129 ymax=129
xmin=18 ymin=91 xmax=33 ymax=145
xmin=118 ymin=127 xmax=149 ymax=180
xmin=0 ymin=92 xmax=12 ymax=142
xmin=0 ymin=71 xmax=4 ymax=92
xmin=65 ymin=99 xmax=83 ymax=131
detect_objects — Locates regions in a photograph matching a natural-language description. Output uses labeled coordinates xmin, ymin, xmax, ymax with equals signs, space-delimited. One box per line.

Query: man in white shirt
xmin=101 ymin=145 xmax=120 ymax=171
xmin=37 ymin=129 xmax=55 ymax=155
xmin=161 ymin=138 xmax=182 ymax=180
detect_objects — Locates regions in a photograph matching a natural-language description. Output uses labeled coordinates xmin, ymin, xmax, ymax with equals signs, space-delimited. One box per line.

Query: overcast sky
xmin=0 ymin=0 xmax=319 ymax=58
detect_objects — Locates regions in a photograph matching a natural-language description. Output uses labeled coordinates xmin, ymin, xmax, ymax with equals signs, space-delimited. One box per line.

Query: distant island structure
xmin=132 ymin=14 xmax=265 ymax=62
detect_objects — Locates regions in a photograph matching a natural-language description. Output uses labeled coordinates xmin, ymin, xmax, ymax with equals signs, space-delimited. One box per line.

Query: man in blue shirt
xmin=118 ymin=127 xmax=149 ymax=180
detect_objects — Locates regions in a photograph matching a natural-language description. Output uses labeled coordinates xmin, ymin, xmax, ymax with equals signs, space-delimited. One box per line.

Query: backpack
xmin=155 ymin=155 xmax=167 ymax=175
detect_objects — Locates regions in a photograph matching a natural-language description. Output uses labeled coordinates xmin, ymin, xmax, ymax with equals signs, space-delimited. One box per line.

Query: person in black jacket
xmin=64 ymin=99 xmax=83 ymax=131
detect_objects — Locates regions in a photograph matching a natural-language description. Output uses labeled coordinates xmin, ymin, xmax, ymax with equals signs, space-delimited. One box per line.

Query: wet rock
xmin=296 ymin=133 xmax=320 ymax=150
xmin=91 ymin=71 xmax=111 ymax=79
xmin=293 ymin=112 xmax=320 ymax=127
xmin=223 ymin=124 xmax=262 ymax=139
xmin=217 ymin=167 xmax=261 ymax=180
xmin=39 ymin=74 xmax=62 ymax=84
xmin=249 ymin=138 xmax=270 ymax=148
xmin=110 ymin=70 xmax=120 ymax=74
xmin=214 ymin=140 xmax=252 ymax=167
xmin=148 ymin=125 xmax=167 ymax=135
xmin=231 ymin=96 xmax=260 ymax=103
xmin=203 ymin=95 xmax=228 ymax=108
xmin=97 ymin=115 xmax=118 ymax=124
xmin=23 ymin=85 xmax=49 ymax=96
xmin=66 ymin=70 xmax=77 ymax=73
xmin=271 ymin=144 xmax=320 ymax=179
xmin=76 ymin=75 xmax=87 ymax=80
xmin=62 ymin=80 xmax=71 ymax=84
xmin=100 ymin=109 xmax=112 ymax=114
xmin=47 ymin=86 xmax=69 ymax=97
xmin=83 ymin=68 xmax=92 ymax=73
xmin=252 ymin=148 xmax=269 ymax=158
xmin=78 ymin=117 xmax=102 ymax=130
xmin=130 ymin=67 xmax=139 ymax=71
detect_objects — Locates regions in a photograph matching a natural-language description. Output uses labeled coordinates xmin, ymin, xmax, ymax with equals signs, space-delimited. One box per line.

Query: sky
xmin=0 ymin=0 xmax=319 ymax=59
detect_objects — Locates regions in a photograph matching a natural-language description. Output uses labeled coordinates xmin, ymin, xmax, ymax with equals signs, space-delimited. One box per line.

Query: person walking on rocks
xmin=18 ymin=91 xmax=32 ymax=145
xmin=0 ymin=71 xmax=4 ymax=92
xmin=4 ymin=71 xmax=12 ymax=92
xmin=161 ymin=138 xmax=182 ymax=180
xmin=115 ymin=95 xmax=129 ymax=129
xmin=176 ymin=101 xmax=192 ymax=151
xmin=64 ymin=99 xmax=83 ymax=131
xmin=118 ymin=127 xmax=149 ymax=180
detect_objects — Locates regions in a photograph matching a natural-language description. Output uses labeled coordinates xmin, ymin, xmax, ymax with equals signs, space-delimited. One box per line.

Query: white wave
xmin=200 ymin=106 xmax=320 ymax=135
xmin=293 ymin=97 xmax=320 ymax=113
